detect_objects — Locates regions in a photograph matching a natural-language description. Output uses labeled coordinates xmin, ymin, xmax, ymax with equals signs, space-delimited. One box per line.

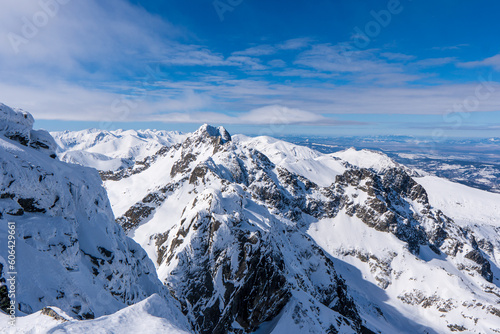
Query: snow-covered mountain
xmin=94 ymin=124 xmax=499 ymax=333
xmin=51 ymin=128 xmax=186 ymax=171
xmin=0 ymin=103 xmax=190 ymax=332
xmin=3 ymin=107 xmax=500 ymax=333
xmin=287 ymin=136 xmax=500 ymax=194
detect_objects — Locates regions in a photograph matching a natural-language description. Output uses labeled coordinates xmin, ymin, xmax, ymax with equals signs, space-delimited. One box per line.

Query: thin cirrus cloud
xmin=2 ymin=74 xmax=500 ymax=126
xmin=432 ymin=44 xmax=469 ymax=51
xmin=294 ymin=44 xmax=401 ymax=74
xmin=231 ymin=38 xmax=312 ymax=58
xmin=160 ymin=46 xmax=227 ymax=67
xmin=232 ymin=45 xmax=276 ymax=57
xmin=267 ymin=59 xmax=287 ymax=68
xmin=380 ymin=52 xmax=416 ymax=61
xmin=238 ymin=105 xmax=330 ymax=125
xmin=293 ymin=44 xmax=420 ymax=85
xmin=413 ymin=57 xmax=457 ymax=68
xmin=276 ymin=37 xmax=312 ymax=50
xmin=458 ymin=54 xmax=500 ymax=71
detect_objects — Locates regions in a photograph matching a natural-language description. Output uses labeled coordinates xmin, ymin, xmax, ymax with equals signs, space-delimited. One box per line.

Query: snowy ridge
xmin=51 ymin=128 xmax=186 ymax=171
xmin=100 ymin=125 xmax=500 ymax=333
xmin=233 ymin=134 xmax=346 ymax=186
xmin=0 ymin=104 xmax=187 ymax=330
xmin=0 ymin=294 xmax=191 ymax=334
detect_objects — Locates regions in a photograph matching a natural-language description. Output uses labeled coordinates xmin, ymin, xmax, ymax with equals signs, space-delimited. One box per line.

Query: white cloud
xmin=268 ymin=59 xmax=287 ymax=68
xmin=432 ymin=44 xmax=469 ymax=51
xmin=380 ymin=52 xmax=416 ymax=61
xmin=225 ymin=56 xmax=267 ymax=70
xmin=238 ymin=105 xmax=328 ymax=125
xmin=272 ymin=68 xmax=335 ymax=78
xmin=295 ymin=44 xmax=394 ymax=73
xmin=0 ymin=80 xmax=212 ymax=124
xmin=277 ymin=38 xmax=312 ymax=50
xmin=149 ymin=105 xmax=350 ymax=126
xmin=413 ymin=57 xmax=456 ymax=67
xmin=232 ymin=45 xmax=276 ymax=56
xmin=0 ymin=0 xmax=184 ymax=78
xmin=4 ymin=74 xmax=500 ymax=128
xmin=294 ymin=44 xmax=419 ymax=84
xmin=458 ymin=54 xmax=500 ymax=71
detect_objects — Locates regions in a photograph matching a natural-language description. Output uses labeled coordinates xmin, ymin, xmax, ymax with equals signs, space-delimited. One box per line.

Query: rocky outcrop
xmin=116 ymin=179 xmax=186 ymax=231
xmin=158 ymin=187 xmax=369 ymax=334
xmin=0 ymin=103 xmax=56 ymax=158
xmin=40 ymin=307 xmax=70 ymax=322
xmin=0 ymin=104 xmax=172 ymax=321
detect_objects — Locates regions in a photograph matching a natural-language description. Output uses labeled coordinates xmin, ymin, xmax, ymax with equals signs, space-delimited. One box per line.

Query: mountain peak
xmin=0 ymin=103 xmax=34 ymax=142
xmin=0 ymin=102 xmax=56 ymax=157
xmin=195 ymin=124 xmax=231 ymax=143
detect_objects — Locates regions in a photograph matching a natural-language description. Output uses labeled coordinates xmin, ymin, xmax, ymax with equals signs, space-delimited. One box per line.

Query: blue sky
xmin=1 ymin=0 xmax=500 ymax=138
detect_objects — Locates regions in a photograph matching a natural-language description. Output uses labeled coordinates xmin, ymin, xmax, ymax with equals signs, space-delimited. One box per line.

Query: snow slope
xmin=0 ymin=294 xmax=191 ymax=334
xmin=417 ymin=175 xmax=500 ymax=227
xmin=234 ymin=134 xmax=346 ymax=186
xmin=0 ymin=104 xmax=188 ymax=331
xmin=52 ymin=128 xmax=186 ymax=171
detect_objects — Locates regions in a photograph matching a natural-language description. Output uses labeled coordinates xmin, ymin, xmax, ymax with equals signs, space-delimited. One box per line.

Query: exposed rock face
xmin=104 ymin=125 xmax=375 ymax=333
xmin=158 ymin=186 xmax=371 ymax=334
xmin=100 ymin=124 xmax=500 ymax=333
xmin=0 ymin=103 xmax=57 ymax=158
xmin=0 ymin=104 xmax=176 ymax=321
xmin=116 ymin=179 xmax=186 ymax=232
xmin=41 ymin=307 xmax=70 ymax=322
xmin=0 ymin=263 xmax=10 ymax=313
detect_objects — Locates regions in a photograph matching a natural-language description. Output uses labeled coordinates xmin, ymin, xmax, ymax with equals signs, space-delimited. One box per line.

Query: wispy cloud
xmin=149 ymin=105 xmax=367 ymax=126
xmin=458 ymin=54 xmax=500 ymax=71
xmin=238 ymin=105 xmax=328 ymax=125
xmin=294 ymin=44 xmax=420 ymax=84
xmin=432 ymin=44 xmax=469 ymax=51
xmin=160 ymin=46 xmax=227 ymax=66
xmin=267 ymin=59 xmax=287 ymax=68
xmin=5 ymin=74 xmax=500 ymax=126
xmin=272 ymin=68 xmax=335 ymax=78
xmin=225 ymin=56 xmax=267 ymax=70
xmin=380 ymin=52 xmax=416 ymax=61
xmin=0 ymin=0 xmax=184 ymax=79
xmin=230 ymin=38 xmax=312 ymax=58
xmin=232 ymin=45 xmax=276 ymax=56
xmin=277 ymin=38 xmax=312 ymax=50
xmin=413 ymin=57 xmax=456 ymax=67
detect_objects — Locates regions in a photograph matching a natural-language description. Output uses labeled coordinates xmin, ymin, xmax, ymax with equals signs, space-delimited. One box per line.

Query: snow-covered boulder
xmin=0 ymin=103 xmax=56 ymax=157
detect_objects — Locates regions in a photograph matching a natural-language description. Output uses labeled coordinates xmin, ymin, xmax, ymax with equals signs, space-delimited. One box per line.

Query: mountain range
xmin=1 ymin=103 xmax=500 ymax=333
